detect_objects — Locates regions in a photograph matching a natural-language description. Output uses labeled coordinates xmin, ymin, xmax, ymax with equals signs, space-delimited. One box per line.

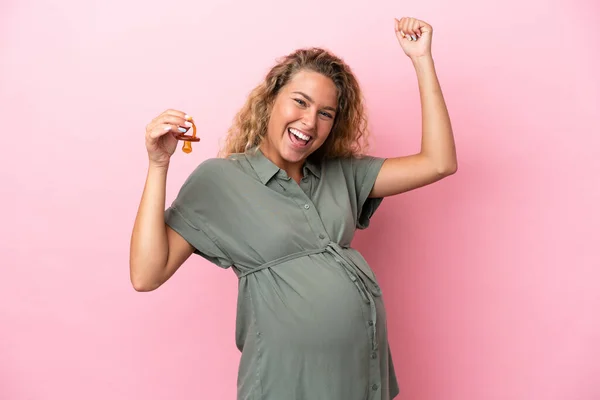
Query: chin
xmin=280 ymin=146 xmax=311 ymax=163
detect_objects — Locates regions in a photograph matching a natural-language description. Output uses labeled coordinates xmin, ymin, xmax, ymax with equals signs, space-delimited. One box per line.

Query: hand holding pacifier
xmin=145 ymin=109 xmax=201 ymax=167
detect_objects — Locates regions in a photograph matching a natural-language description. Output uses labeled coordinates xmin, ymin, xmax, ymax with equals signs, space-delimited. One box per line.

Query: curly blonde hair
xmin=218 ymin=47 xmax=371 ymax=160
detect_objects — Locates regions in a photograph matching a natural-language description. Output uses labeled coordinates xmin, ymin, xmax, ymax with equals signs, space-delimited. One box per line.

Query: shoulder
xmin=186 ymin=155 xmax=246 ymax=179
xmin=179 ymin=156 xmax=243 ymax=192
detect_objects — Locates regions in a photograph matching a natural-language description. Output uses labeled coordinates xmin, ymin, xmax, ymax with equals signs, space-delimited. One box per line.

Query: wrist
xmin=410 ymin=53 xmax=434 ymax=65
xmin=148 ymin=161 xmax=170 ymax=173
xmin=411 ymin=54 xmax=435 ymax=76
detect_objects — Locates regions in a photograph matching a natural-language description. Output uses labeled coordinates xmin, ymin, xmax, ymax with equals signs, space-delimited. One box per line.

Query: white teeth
xmin=289 ymin=128 xmax=310 ymax=141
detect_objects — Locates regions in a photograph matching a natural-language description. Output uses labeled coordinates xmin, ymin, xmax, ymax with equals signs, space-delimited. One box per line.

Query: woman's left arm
xmin=370 ymin=17 xmax=457 ymax=198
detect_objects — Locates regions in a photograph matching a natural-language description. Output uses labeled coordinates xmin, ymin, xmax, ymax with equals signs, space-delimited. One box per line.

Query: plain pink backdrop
xmin=1 ymin=0 xmax=599 ymax=399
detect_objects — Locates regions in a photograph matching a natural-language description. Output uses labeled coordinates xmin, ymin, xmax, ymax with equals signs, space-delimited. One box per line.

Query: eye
xmin=294 ymin=98 xmax=307 ymax=107
xmin=319 ymin=111 xmax=333 ymax=119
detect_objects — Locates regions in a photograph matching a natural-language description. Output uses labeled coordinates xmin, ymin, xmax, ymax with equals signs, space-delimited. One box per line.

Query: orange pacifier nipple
xmin=174 ymin=118 xmax=200 ymax=153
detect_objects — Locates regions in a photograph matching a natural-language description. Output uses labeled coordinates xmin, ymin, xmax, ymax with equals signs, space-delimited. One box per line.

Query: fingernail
xmin=164 ymin=125 xmax=171 ymax=130
xmin=411 ymin=35 xmax=417 ymax=40
xmin=178 ymin=127 xmax=187 ymax=133
xmin=400 ymin=30 xmax=405 ymax=36
xmin=185 ymin=121 xmax=193 ymax=127
xmin=185 ymin=114 xmax=192 ymax=121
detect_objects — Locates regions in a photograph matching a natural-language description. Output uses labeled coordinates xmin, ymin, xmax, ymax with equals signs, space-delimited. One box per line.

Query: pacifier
xmin=173 ymin=118 xmax=200 ymax=153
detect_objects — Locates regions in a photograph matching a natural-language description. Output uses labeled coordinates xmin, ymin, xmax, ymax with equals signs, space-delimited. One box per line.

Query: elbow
xmin=131 ymin=280 xmax=158 ymax=292
xmin=436 ymin=167 xmax=457 ymax=179
xmin=129 ymin=264 xmax=161 ymax=292
xmin=424 ymin=153 xmax=457 ymax=178
xmin=446 ymin=163 xmax=458 ymax=175
xmin=437 ymin=161 xmax=458 ymax=177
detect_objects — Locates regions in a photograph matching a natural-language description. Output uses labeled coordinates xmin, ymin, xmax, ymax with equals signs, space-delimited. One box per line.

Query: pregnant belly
xmin=249 ymin=256 xmax=371 ymax=351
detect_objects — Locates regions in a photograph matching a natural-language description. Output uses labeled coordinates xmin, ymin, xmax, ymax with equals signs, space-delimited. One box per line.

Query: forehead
xmin=285 ymin=70 xmax=338 ymax=106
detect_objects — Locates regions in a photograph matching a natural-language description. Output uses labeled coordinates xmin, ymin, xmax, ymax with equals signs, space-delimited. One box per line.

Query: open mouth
xmin=288 ymin=127 xmax=312 ymax=147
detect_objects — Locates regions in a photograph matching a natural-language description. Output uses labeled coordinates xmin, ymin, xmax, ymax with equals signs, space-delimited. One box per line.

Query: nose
xmin=301 ymin=109 xmax=317 ymax=131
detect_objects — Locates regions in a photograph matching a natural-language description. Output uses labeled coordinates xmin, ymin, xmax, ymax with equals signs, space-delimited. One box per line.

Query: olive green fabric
xmin=165 ymin=147 xmax=400 ymax=399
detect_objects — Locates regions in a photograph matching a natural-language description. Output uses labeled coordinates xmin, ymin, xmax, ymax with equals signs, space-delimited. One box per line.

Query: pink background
xmin=1 ymin=0 xmax=599 ymax=399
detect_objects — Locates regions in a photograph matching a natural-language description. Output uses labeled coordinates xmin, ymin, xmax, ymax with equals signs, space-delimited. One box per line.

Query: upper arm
xmin=369 ymin=153 xmax=456 ymax=198
xmin=161 ymin=224 xmax=195 ymax=283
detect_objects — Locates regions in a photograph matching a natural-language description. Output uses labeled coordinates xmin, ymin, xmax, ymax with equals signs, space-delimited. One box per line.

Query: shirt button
xmin=371 ymin=352 xmax=377 ymax=359
xmin=304 ymin=204 xmax=310 ymax=209
xmin=372 ymin=384 xmax=379 ymax=391
xmin=319 ymin=233 xmax=326 ymax=239
xmin=368 ymin=320 xmax=374 ymax=326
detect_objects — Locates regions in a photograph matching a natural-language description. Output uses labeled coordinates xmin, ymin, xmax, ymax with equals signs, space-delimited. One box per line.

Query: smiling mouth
xmin=288 ymin=127 xmax=312 ymax=147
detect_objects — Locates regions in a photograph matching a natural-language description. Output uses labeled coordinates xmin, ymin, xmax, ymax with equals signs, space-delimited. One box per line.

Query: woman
xmin=130 ymin=16 xmax=456 ymax=400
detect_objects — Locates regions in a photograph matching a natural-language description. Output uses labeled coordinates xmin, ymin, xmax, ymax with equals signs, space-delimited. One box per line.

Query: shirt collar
xmin=245 ymin=147 xmax=280 ymax=185
xmin=303 ymin=157 xmax=321 ymax=179
xmin=244 ymin=147 xmax=321 ymax=185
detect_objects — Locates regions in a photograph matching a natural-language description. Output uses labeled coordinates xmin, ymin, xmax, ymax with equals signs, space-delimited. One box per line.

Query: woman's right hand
xmin=145 ymin=109 xmax=194 ymax=167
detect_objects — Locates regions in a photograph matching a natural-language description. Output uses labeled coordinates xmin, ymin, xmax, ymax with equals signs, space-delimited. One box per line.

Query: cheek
xmin=280 ymin=104 xmax=301 ymax=122
xmin=316 ymin=121 xmax=334 ymax=141
xmin=268 ymin=106 xmax=285 ymax=131
xmin=269 ymin=105 xmax=299 ymax=134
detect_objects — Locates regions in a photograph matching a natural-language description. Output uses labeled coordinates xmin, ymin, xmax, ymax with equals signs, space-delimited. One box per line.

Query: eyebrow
xmin=292 ymin=91 xmax=337 ymax=112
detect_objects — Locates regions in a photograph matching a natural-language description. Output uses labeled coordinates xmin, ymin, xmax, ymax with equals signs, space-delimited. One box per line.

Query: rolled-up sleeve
xmin=351 ymin=155 xmax=386 ymax=229
xmin=164 ymin=159 xmax=233 ymax=269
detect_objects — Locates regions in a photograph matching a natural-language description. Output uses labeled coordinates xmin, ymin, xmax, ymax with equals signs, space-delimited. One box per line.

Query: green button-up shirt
xmin=165 ymin=147 xmax=400 ymax=399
